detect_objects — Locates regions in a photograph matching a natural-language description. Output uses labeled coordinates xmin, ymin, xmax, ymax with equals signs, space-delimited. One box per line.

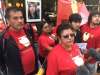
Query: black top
xmin=74 ymin=30 xmax=82 ymax=43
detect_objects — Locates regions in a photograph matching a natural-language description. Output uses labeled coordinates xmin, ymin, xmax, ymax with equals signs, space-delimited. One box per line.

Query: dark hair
xmin=28 ymin=2 xmax=37 ymax=7
xmin=38 ymin=20 xmax=49 ymax=35
xmin=69 ymin=13 xmax=82 ymax=23
xmin=5 ymin=7 xmax=23 ymax=19
xmin=56 ymin=22 xmax=74 ymax=37
xmin=88 ymin=12 xmax=100 ymax=24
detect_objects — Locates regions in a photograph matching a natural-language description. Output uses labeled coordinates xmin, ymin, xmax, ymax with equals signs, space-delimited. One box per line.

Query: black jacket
xmin=0 ymin=35 xmax=24 ymax=75
xmin=0 ymin=27 xmax=39 ymax=75
xmin=75 ymin=30 xmax=82 ymax=43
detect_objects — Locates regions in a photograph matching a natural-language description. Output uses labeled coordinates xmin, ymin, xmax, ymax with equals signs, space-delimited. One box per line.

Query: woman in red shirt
xmin=38 ymin=20 xmax=56 ymax=64
xmin=46 ymin=22 xmax=84 ymax=75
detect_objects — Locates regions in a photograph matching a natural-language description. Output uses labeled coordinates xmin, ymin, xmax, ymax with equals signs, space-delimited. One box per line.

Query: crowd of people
xmin=0 ymin=6 xmax=100 ymax=75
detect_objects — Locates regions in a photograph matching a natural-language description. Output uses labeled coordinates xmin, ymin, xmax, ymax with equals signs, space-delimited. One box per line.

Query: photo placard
xmin=25 ymin=0 xmax=41 ymax=22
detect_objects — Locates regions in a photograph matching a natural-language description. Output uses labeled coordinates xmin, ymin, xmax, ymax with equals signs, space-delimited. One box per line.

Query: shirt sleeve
xmin=46 ymin=53 xmax=58 ymax=75
xmin=39 ymin=37 xmax=52 ymax=51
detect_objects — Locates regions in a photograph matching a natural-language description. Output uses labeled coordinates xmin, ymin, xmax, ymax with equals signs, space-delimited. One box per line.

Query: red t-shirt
xmin=38 ymin=33 xmax=56 ymax=57
xmin=94 ymin=36 xmax=100 ymax=48
xmin=80 ymin=24 xmax=100 ymax=49
xmin=8 ymin=29 xmax=35 ymax=75
xmin=80 ymin=24 xmax=100 ymax=63
xmin=46 ymin=44 xmax=84 ymax=75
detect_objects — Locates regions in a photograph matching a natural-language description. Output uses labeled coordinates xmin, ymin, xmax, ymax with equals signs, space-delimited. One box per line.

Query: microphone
xmin=88 ymin=48 xmax=100 ymax=61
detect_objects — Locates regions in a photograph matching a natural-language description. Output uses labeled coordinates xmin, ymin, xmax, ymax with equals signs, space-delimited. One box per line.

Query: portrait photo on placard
xmin=25 ymin=0 xmax=41 ymax=22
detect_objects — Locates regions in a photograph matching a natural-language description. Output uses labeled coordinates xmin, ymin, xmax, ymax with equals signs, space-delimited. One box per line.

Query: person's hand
xmin=50 ymin=34 xmax=57 ymax=41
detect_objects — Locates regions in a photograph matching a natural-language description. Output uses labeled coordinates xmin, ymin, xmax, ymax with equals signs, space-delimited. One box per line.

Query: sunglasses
xmin=62 ymin=33 xmax=75 ymax=39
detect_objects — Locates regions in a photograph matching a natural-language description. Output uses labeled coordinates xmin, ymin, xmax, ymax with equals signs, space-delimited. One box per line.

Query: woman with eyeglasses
xmin=46 ymin=22 xmax=84 ymax=75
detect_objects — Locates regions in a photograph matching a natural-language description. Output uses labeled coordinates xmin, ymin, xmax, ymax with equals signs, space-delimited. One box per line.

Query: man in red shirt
xmin=0 ymin=7 xmax=36 ymax=75
xmin=46 ymin=22 xmax=84 ymax=75
xmin=80 ymin=12 xmax=100 ymax=49
xmin=80 ymin=12 xmax=100 ymax=75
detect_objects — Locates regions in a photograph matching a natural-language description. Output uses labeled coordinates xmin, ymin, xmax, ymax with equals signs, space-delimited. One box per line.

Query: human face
xmin=91 ymin=14 xmax=100 ymax=25
xmin=42 ymin=23 xmax=51 ymax=34
xmin=29 ymin=4 xmax=36 ymax=13
xmin=60 ymin=29 xmax=75 ymax=47
xmin=8 ymin=11 xmax=24 ymax=31
xmin=71 ymin=21 xmax=81 ymax=30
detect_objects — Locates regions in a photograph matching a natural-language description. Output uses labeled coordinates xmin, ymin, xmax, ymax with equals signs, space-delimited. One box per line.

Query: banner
xmin=56 ymin=0 xmax=89 ymax=26
xmin=56 ymin=0 xmax=72 ymax=26
xmin=78 ymin=2 xmax=89 ymax=25
xmin=71 ymin=0 xmax=78 ymax=13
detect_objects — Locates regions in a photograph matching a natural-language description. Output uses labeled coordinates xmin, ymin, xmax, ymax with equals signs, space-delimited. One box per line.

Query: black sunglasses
xmin=62 ymin=33 xmax=75 ymax=39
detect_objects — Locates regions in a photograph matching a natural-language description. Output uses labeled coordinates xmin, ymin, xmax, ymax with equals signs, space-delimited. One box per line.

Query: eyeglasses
xmin=62 ymin=33 xmax=75 ymax=39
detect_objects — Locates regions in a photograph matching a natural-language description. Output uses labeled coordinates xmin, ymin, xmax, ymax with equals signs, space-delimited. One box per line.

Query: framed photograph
xmin=25 ymin=0 xmax=41 ymax=22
